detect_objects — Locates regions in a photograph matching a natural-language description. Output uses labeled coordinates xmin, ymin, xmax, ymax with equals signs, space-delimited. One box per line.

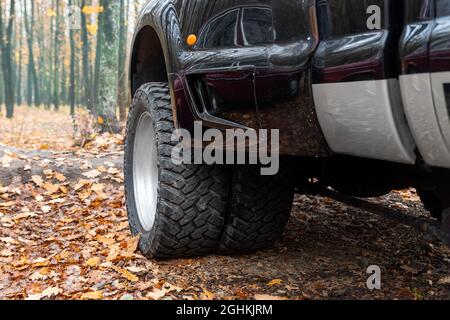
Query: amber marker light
xmin=187 ymin=34 xmax=197 ymax=47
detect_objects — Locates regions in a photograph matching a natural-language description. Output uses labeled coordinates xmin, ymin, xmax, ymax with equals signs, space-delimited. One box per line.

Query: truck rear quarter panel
xmin=400 ymin=0 xmax=450 ymax=169
xmin=132 ymin=0 xmax=331 ymax=157
xmin=313 ymin=0 xmax=417 ymax=165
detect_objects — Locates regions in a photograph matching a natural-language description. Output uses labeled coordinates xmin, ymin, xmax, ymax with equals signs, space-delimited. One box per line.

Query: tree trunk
xmin=69 ymin=0 xmax=76 ymax=116
xmin=92 ymin=0 xmax=104 ymax=114
xmin=0 ymin=0 xmax=16 ymax=118
xmin=24 ymin=0 xmax=41 ymax=106
xmin=117 ymin=0 xmax=128 ymax=121
xmin=0 ymin=67 xmax=4 ymax=110
xmin=81 ymin=0 xmax=94 ymax=113
xmin=61 ymin=59 xmax=68 ymax=105
xmin=16 ymin=19 xmax=22 ymax=106
xmin=96 ymin=0 xmax=121 ymax=133
xmin=53 ymin=1 xmax=61 ymax=111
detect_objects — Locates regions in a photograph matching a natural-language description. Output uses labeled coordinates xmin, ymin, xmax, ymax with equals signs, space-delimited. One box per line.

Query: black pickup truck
xmin=124 ymin=0 xmax=450 ymax=259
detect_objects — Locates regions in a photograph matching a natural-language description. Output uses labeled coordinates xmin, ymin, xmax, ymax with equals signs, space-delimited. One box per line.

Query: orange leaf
xmin=267 ymin=279 xmax=284 ymax=287
xmin=85 ymin=257 xmax=101 ymax=267
xmin=81 ymin=291 xmax=103 ymax=300
xmin=31 ymin=175 xmax=44 ymax=187
xmin=112 ymin=266 xmax=139 ymax=282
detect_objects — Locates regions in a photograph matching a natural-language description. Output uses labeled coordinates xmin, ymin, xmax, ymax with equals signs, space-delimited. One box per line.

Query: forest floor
xmin=0 ymin=106 xmax=450 ymax=300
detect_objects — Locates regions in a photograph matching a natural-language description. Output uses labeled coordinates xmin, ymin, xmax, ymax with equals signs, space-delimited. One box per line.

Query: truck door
xmin=312 ymin=0 xmax=416 ymax=164
xmin=400 ymin=0 xmax=450 ymax=169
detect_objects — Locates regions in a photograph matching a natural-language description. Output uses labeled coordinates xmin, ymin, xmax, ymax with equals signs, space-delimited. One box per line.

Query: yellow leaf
xmin=146 ymin=282 xmax=183 ymax=300
xmin=146 ymin=289 xmax=168 ymax=300
xmin=56 ymin=250 xmax=71 ymax=261
xmin=32 ymin=175 xmax=44 ymax=187
xmin=86 ymin=23 xmax=98 ymax=35
xmin=14 ymin=211 xmax=36 ymax=220
xmin=202 ymin=288 xmax=215 ymax=300
xmin=41 ymin=206 xmax=52 ymax=214
xmin=96 ymin=235 xmax=115 ymax=246
xmin=97 ymin=116 xmax=104 ymax=125
xmin=0 ymin=249 xmax=13 ymax=257
xmin=74 ymin=179 xmax=92 ymax=191
xmin=0 ymin=237 xmax=17 ymax=244
xmin=267 ymin=279 xmax=284 ymax=287
xmin=124 ymin=235 xmax=140 ymax=256
xmin=43 ymin=182 xmax=60 ymax=195
xmin=32 ymin=257 xmax=50 ymax=267
xmin=81 ymin=291 xmax=103 ymax=300
xmin=83 ymin=169 xmax=101 ymax=179
xmin=41 ymin=286 xmax=62 ymax=298
xmin=54 ymin=173 xmax=67 ymax=182
xmin=82 ymin=5 xmax=104 ymax=14
xmin=0 ymin=201 xmax=15 ymax=208
xmin=77 ymin=189 xmax=92 ymax=201
xmin=39 ymin=144 xmax=49 ymax=150
xmin=116 ymin=222 xmax=129 ymax=231
xmin=30 ymin=268 xmax=50 ymax=281
xmin=107 ymin=167 xmax=119 ymax=175
xmin=106 ymin=244 xmax=121 ymax=262
xmin=46 ymin=9 xmax=57 ymax=17
xmin=96 ymin=166 xmax=107 ymax=173
xmin=92 ymin=183 xmax=105 ymax=196
xmin=112 ymin=266 xmax=139 ymax=282
xmin=85 ymin=257 xmax=101 ymax=267
xmin=59 ymin=185 xmax=69 ymax=194
xmin=13 ymin=256 xmax=30 ymax=268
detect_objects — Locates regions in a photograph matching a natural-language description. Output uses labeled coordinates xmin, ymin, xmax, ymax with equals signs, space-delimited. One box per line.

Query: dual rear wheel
xmin=125 ymin=83 xmax=295 ymax=259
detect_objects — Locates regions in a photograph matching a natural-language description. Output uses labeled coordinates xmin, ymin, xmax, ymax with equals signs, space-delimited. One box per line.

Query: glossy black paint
xmin=400 ymin=0 xmax=450 ymax=74
xmin=430 ymin=13 xmax=450 ymax=73
xmin=400 ymin=0 xmax=434 ymax=74
xmin=129 ymin=0 xmax=450 ymax=157
xmin=314 ymin=0 xmax=403 ymax=83
xmin=130 ymin=0 xmax=330 ymax=156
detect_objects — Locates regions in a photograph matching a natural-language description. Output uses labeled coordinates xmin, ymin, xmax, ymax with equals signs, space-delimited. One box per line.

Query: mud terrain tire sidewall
xmin=218 ymin=165 xmax=295 ymax=254
xmin=125 ymin=83 xmax=229 ymax=259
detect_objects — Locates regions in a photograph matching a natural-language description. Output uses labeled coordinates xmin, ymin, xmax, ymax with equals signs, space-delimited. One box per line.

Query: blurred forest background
xmin=0 ymin=0 xmax=146 ymax=132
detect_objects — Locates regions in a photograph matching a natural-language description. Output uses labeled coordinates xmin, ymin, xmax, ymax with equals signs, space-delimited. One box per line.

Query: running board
xmin=302 ymin=186 xmax=450 ymax=248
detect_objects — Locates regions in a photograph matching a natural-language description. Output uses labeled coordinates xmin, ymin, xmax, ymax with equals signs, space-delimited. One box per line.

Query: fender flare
xmin=128 ymin=0 xmax=183 ymax=96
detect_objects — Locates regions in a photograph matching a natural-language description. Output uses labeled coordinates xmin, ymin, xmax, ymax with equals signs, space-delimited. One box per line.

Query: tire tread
xmin=125 ymin=83 xmax=229 ymax=259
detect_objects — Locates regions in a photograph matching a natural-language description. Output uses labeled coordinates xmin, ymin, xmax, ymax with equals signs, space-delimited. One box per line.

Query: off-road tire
xmin=125 ymin=83 xmax=229 ymax=259
xmin=218 ymin=166 xmax=295 ymax=254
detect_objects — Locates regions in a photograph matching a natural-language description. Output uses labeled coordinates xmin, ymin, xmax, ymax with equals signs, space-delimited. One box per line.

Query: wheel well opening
xmin=130 ymin=26 xmax=168 ymax=96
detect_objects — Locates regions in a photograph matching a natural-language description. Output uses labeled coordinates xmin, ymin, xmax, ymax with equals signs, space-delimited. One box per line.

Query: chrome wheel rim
xmin=133 ymin=111 xmax=159 ymax=232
